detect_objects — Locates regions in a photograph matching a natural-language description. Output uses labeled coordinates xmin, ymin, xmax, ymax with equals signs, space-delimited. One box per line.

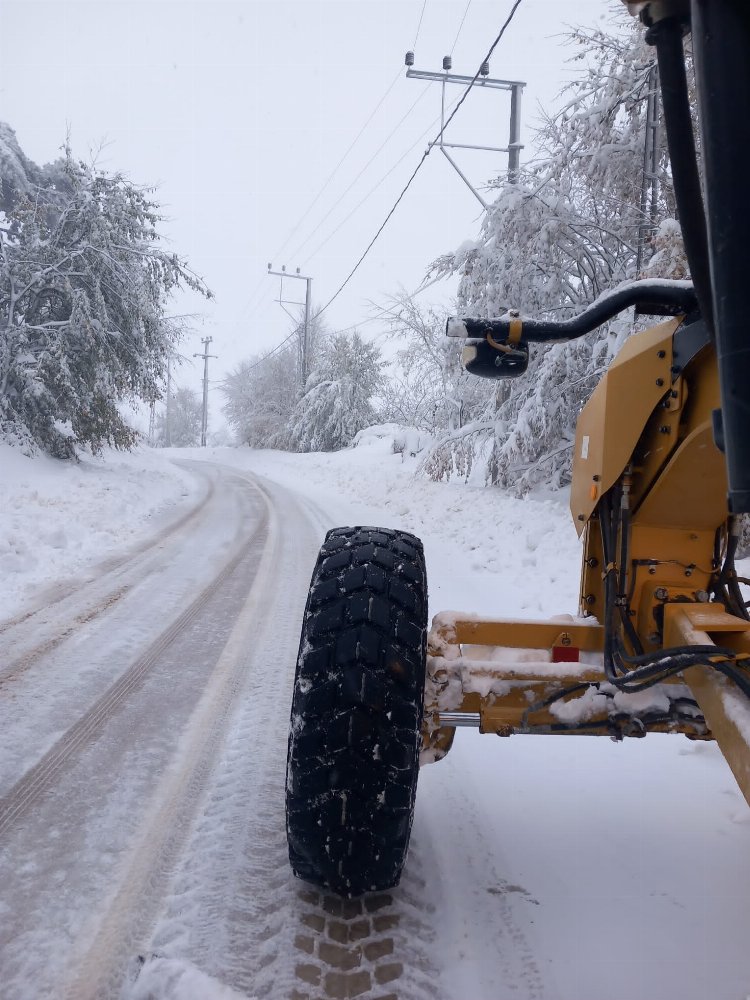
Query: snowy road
xmin=0 ymin=463 xmax=323 ymax=998
xmin=2 ymin=449 xmax=750 ymax=1000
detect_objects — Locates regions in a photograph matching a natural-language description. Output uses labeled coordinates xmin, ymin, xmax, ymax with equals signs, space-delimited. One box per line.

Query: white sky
xmin=0 ymin=0 xmax=627 ymax=405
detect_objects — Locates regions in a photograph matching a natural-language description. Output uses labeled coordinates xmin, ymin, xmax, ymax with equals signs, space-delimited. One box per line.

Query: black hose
xmin=618 ymin=504 xmax=645 ymax=655
xmin=647 ymin=16 xmax=714 ymax=336
xmin=448 ymin=280 xmax=697 ymax=344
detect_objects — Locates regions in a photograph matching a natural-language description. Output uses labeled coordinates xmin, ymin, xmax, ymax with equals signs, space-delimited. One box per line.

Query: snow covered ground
xmin=1 ymin=435 xmax=750 ymax=1000
xmin=0 ymin=444 xmax=198 ymax=620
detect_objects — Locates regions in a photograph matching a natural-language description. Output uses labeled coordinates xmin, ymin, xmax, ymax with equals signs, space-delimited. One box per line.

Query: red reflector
xmin=552 ymin=645 xmax=580 ymax=663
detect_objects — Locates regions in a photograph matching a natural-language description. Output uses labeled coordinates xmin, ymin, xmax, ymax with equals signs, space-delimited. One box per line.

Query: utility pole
xmin=405 ymin=53 xmax=525 ymax=201
xmin=267 ymin=265 xmax=313 ymax=391
xmin=148 ymin=401 xmax=155 ymax=445
xmin=636 ymin=63 xmax=661 ymax=276
xmin=165 ymin=356 xmax=172 ymax=447
xmin=193 ymin=337 xmax=217 ymax=447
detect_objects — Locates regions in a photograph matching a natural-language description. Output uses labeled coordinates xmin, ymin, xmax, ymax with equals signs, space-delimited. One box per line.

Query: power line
xmin=230 ymin=273 xmax=268 ymax=333
xmin=214 ymin=328 xmax=299 ymax=388
xmin=289 ymin=83 xmax=432 ymax=265
xmin=231 ymin=66 xmax=404 ymax=331
xmin=412 ymin=0 xmax=429 ymax=48
xmin=232 ymin=271 xmax=449 ymax=380
xmin=227 ymin=0 xmax=467 ymax=333
xmin=451 ymin=0 xmax=474 ymax=55
xmin=272 ymin=67 xmax=403 ymax=266
xmin=318 ymin=0 xmax=526 ymax=320
xmin=227 ymin=2 xmax=523 ymax=378
xmin=332 ymin=272 xmax=449 ymax=339
xmin=300 ymin=89 xmax=462 ymax=268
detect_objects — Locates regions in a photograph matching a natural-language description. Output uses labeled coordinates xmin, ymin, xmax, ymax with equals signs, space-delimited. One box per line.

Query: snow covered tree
xmin=154 ymin=385 xmax=202 ymax=447
xmin=0 ymin=125 xmax=209 ymax=457
xmin=221 ymin=309 xmax=327 ymax=449
xmin=287 ymin=331 xmax=384 ymax=452
xmin=221 ymin=343 xmax=298 ymax=448
xmin=379 ymin=294 xmax=483 ymax=434
xmin=428 ymin=18 xmax=689 ymax=492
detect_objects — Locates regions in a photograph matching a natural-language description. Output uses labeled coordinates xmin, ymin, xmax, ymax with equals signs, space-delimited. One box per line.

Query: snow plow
xmin=286 ymin=0 xmax=750 ymax=897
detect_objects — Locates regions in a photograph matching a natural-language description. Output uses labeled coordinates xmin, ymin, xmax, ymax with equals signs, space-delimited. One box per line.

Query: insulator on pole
xmin=405 ymin=50 xmax=414 ymax=67
xmin=442 ymin=55 xmax=452 ymax=71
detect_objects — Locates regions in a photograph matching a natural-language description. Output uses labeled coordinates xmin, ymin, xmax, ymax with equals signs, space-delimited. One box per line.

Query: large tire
xmin=286 ymin=526 xmax=428 ymax=897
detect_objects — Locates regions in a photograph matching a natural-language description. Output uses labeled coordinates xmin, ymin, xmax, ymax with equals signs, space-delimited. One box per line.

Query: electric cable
xmin=299 ymin=88 xmax=460 ymax=268
xmin=233 ymin=60 xmax=405 ymax=329
xmin=316 ymin=0 xmax=527 ymax=319
xmin=224 ymin=328 xmax=298 ymax=378
xmin=273 ymin=67 xmax=403 ymax=267
xmin=237 ymin=76 xmax=429 ymax=326
xmin=412 ymin=0 xmax=429 ymax=48
xmin=291 ymin=83 xmax=433 ymax=265
xmin=327 ymin=272 xmax=448 ymax=339
xmin=451 ymin=0 xmax=474 ymax=56
xmin=235 ymin=2 xmax=523 ymax=375
xmin=256 ymin=0 xmax=435 ymax=302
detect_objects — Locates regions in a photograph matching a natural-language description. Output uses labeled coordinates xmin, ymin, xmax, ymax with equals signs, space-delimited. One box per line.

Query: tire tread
xmin=286 ymin=526 xmax=427 ymax=897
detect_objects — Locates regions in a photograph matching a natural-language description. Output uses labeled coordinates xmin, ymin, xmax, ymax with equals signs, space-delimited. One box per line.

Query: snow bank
xmin=195 ymin=442 xmax=583 ymax=621
xmin=0 ymin=435 xmax=582 ymax=625
xmin=0 ymin=444 xmax=195 ymax=619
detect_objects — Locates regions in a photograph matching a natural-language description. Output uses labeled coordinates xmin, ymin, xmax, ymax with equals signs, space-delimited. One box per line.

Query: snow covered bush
xmin=287 ymin=331 xmax=384 ymax=452
xmin=153 ymin=386 xmax=203 ymax=448
xmin=380 ymin=293 xmax=489 ymax=437
xmin=0 ymin=124 xmax=209 ymax=457
xmin=221 ymin=343 xmax=298 ymax=449
xmin=221 ymin=309 xmax=328 ymax=449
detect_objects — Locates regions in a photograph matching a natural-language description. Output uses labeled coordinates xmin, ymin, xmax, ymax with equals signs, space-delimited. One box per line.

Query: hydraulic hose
xmin=647 ymin=15 xmax=714 ymax=337
xmin=446 ymin=280 xmax=697 ymax=343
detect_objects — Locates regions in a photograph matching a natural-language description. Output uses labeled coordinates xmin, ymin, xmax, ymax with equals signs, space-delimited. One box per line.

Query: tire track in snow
xmin=412 ymin=761 xmax=546 ymax=999
xmin=0 ymin=474 xmax=262 ymax=838
xmin=63 ymin=474 xmax=280 ymax=1000
xmin=130 ymin=471 xmax=439 ymax=1000
xmin=130 ymin=475 xmax=319 ymax=998
xmin=0 ymin=464 xmax=216 ymax=685
xmin=287 ymin=867 xmax=437 ymax=1000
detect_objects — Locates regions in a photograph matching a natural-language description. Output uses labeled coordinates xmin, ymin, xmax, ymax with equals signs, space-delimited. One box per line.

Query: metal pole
xmin=636 ymin=64 xmax=660 ymax=276
xmin=165 ymin=357 xmax=172 ymax=447
xmin=201 ymin=346 xmax=209 ymax=447
xmin=440 ymin=78 xmax=446 ymax=143
xmin=193 ymin=337 xmax=217 ymax=448
xmin=406 ymin=66 xmax=525 ymax=194
xmin=508 ymin=83 xmax=522 ymax=183
xmin=692 ymin=0 xmax=750 ymax=512
xmin=267 ymin=266 xmax=313 ymax=392
xmin=303 ymin=277 xmax=312 ymax=387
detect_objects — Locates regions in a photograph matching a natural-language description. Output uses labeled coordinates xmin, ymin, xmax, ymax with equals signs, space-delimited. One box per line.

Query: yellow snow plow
xmin=285 ymin=0 xmax=750 ymax=897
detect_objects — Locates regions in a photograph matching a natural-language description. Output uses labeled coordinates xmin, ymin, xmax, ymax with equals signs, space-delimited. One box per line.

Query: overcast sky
xmin=0 ymin=0 xmax=628 ymax=409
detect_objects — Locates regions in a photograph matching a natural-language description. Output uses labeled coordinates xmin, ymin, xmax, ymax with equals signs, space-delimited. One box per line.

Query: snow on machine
xmin=285 ymin=0 xmax=750 ymax=897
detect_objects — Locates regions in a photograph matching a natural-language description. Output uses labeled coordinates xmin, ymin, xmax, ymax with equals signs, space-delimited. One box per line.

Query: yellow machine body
xmin=424 ymin=317 xmax=750 ymax=808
